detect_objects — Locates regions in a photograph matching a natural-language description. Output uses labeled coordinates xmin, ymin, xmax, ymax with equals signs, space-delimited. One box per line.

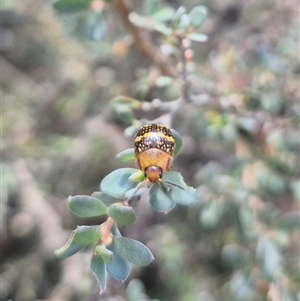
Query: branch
xmin=13 ymin=160 xmax=88 ymax=300
xmin=113 ymin=0 xmax=177 ymax=78
xmin=14 ymin=160 xmax=66 ymax=256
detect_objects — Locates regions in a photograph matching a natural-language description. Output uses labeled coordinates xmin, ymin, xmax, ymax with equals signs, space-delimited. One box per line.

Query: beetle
xmin=134 ymin=123 xmax=176 ymax=183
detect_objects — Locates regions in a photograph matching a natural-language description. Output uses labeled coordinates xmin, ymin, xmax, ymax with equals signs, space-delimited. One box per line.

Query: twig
xmin=14 ymin=160 xmax=66 ymax=255
xmin=180 ymin=39 xmax=190 ymax=103
xmin=13 ymin=159 xmax=86 ymax=300
xmin=113 ymin=0 xmax=177 ymax=78
xmin=100 ymin=217 xmax=114 ymax=246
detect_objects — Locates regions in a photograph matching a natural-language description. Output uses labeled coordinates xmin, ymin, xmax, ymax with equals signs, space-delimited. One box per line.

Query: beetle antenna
xmin=165 ymin=181 xmax=185 ymax=190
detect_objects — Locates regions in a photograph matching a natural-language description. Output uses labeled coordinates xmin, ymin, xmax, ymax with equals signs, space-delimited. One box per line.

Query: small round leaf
xmin=73 ymin=225 xmax=101 ymax=245
xmin=126 ymin=279 xmax=146 ymax=301
xmin=52 ymin=0 xmax=92 ymax=13
xmin=95 ymin=245 xmax=113 ymax=263
xmin=162 ymin=171 xmax=198 ymax=205
xmin=90 ymin=254 xmax=107 ymax=293
xmin=91 ymin=191 xmax=120 ymax=206
xmin=149 ymin=184 xmax=176 ymax=212
xmin=113 ymin=236 xmax=154 ymax=266
xmin=155 ymin=76 xmax=173 ymax=87
xmin=171 ymin=129 xmax=183 ymax=157
xmin=115 ymin=105 xmax=135 ymax=124
xmin=153 ymin=22 xmax=172 ymax=35
xmin=144 ymin=0 xmax=159 ymax=16
xmin=86 ymin=12 xmax=107 ymax=42
xmin=108 ymin=204 xmax=136 ymax=226
xmin=129 ymin=12 xmax=147 ymax=28
xmin=100 ymin=168 xmax=140 ymax=197
xmin=55 ymin=230 xmax=88 ymax=259
xmin=117 ymin=148 xmax=136 ymax=162
xmin=171 ymin=6 xmax=186 ymax=28
xmin=222 ymin=244 xmax=248 ymax=268
xmin=152 ymin=7 xmax=175 ymax=21
xmin=128 ymin=170 xmax=145 ymax=182
xmin=177 ymin=13 xmax=190 ymax=32
xmin=68 ymin=195 xmax=108 ymax=218
xmin=275 ymin=212 xmax=300 ymax=230
xmin=256 ymin=236 xmax=282 ymax=278
xmin=106 ymin=244 xmax=131 ymax=281
xmin=186 ymin=33 xmax=208 ymax=42
xmin=200 ymin=201 xmax=223 ymax=228
xmin=189 ymin=6 xmax=208 ymax=29
xmin=111 ymin=95 xmax=141 ymax=109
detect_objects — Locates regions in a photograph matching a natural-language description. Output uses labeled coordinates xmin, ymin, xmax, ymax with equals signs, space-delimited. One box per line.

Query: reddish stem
xmin=100 ymin=217 xmax=114 ymax=246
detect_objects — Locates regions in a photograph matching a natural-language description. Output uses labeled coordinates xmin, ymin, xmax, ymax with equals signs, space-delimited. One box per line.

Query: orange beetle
xmin=134 ymin=124 xmax=176 ymax=183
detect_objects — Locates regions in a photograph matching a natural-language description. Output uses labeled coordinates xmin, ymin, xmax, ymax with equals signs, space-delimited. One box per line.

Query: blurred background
xmin=1 ymin=0 xmax=299 ymax=300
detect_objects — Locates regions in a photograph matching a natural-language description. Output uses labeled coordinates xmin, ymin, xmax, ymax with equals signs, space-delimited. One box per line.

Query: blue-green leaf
xmin=108 ymin=204 xmax=136 ymax=226
xmin=126 ymin=279 xmax=146 ymax=301
xmin=256 ymin=236 xmax=282 ymax=279
xmin=155 ymin=76 xmax=173 ymax=87
xmin=186 ymin=32 xmax=208 ymax=43
xmin=95 ymin=245 xmax=113 ymax=263
xmin=176 ymin=13 xmax=190 ymax=32
xmin=111 ymin=95 xmax=141 ymax=109
xmin=275 ymin=212 xmax=300 ymax=230
xmin=90 ymin=254 xmax=107 ymax=293
xmin=91 ymin=191 xmax=120 ymax=206
xmin=52 ymin=0 xmax=92 ymax=13
xmin=117 ymin=148 xmax=136 ymax=162
xmin=111 ymin=223 xmax=122 ymax=236
xmin=86 ymin=12 xmax=107 ymax=41
xmin=162 ymin=171 xmax=198 ymax=205
xmin=129 ymin=12 xmax=147 ymax=28
xmin=222 ymin=244 xmax=248 ymax=268
xmin=144 ymin=0 xmax=159 ymax=15
xmin=230 ymin=271 xmax=252 ymax=299
xmin=106 ymin=244 xmax=131 ymax=281
xmin=149 ymin=183 xmax=176 ymax=212
xmin=152 ymin=7 xmax=175 ymax=21
xmin=113 ymin=236 xmax=154 ymax=266
xmin=171 ymin=6 xmax=186 ymax=29
xmin=153 ymin=22 xmax=172 ymax=35
xmin=115 ymin=105 xmax=135 ymax=124
xmin=189 ymin=6 xmax=208 ymax=29
xmin=100 ymin=168 xmax=140 ymax=197
xmin=68 ymin=195 xmax=107 ymax=218
xmin=73 ymin=225 xmax=101 ymax=245
xmin=128 ymin=170 xmax=145 ymax=182
xmin=171 ymin=129 xmax=183 ymax=157
xmin=200 ymin=201 xmax=224 ymax=228
xmin=55 ymin=230 xmax=88 ymax=259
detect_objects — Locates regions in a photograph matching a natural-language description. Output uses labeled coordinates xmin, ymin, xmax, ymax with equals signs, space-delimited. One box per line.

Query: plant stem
xmin=113 ymin=0 xmax=177 ymax=78
xmin=180 ymin=39 xmax=190 ymax=103
xmin=101 ymin=217 xmax=114 ymax=246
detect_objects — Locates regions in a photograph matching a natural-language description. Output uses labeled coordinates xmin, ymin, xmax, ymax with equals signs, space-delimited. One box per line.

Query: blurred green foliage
xmin=1 ymin=0 xmax=299 ymax=300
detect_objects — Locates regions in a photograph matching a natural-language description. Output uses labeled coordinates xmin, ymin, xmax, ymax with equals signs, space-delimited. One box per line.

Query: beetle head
xmin=145 ymin=166 xmax=162 ymax=183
